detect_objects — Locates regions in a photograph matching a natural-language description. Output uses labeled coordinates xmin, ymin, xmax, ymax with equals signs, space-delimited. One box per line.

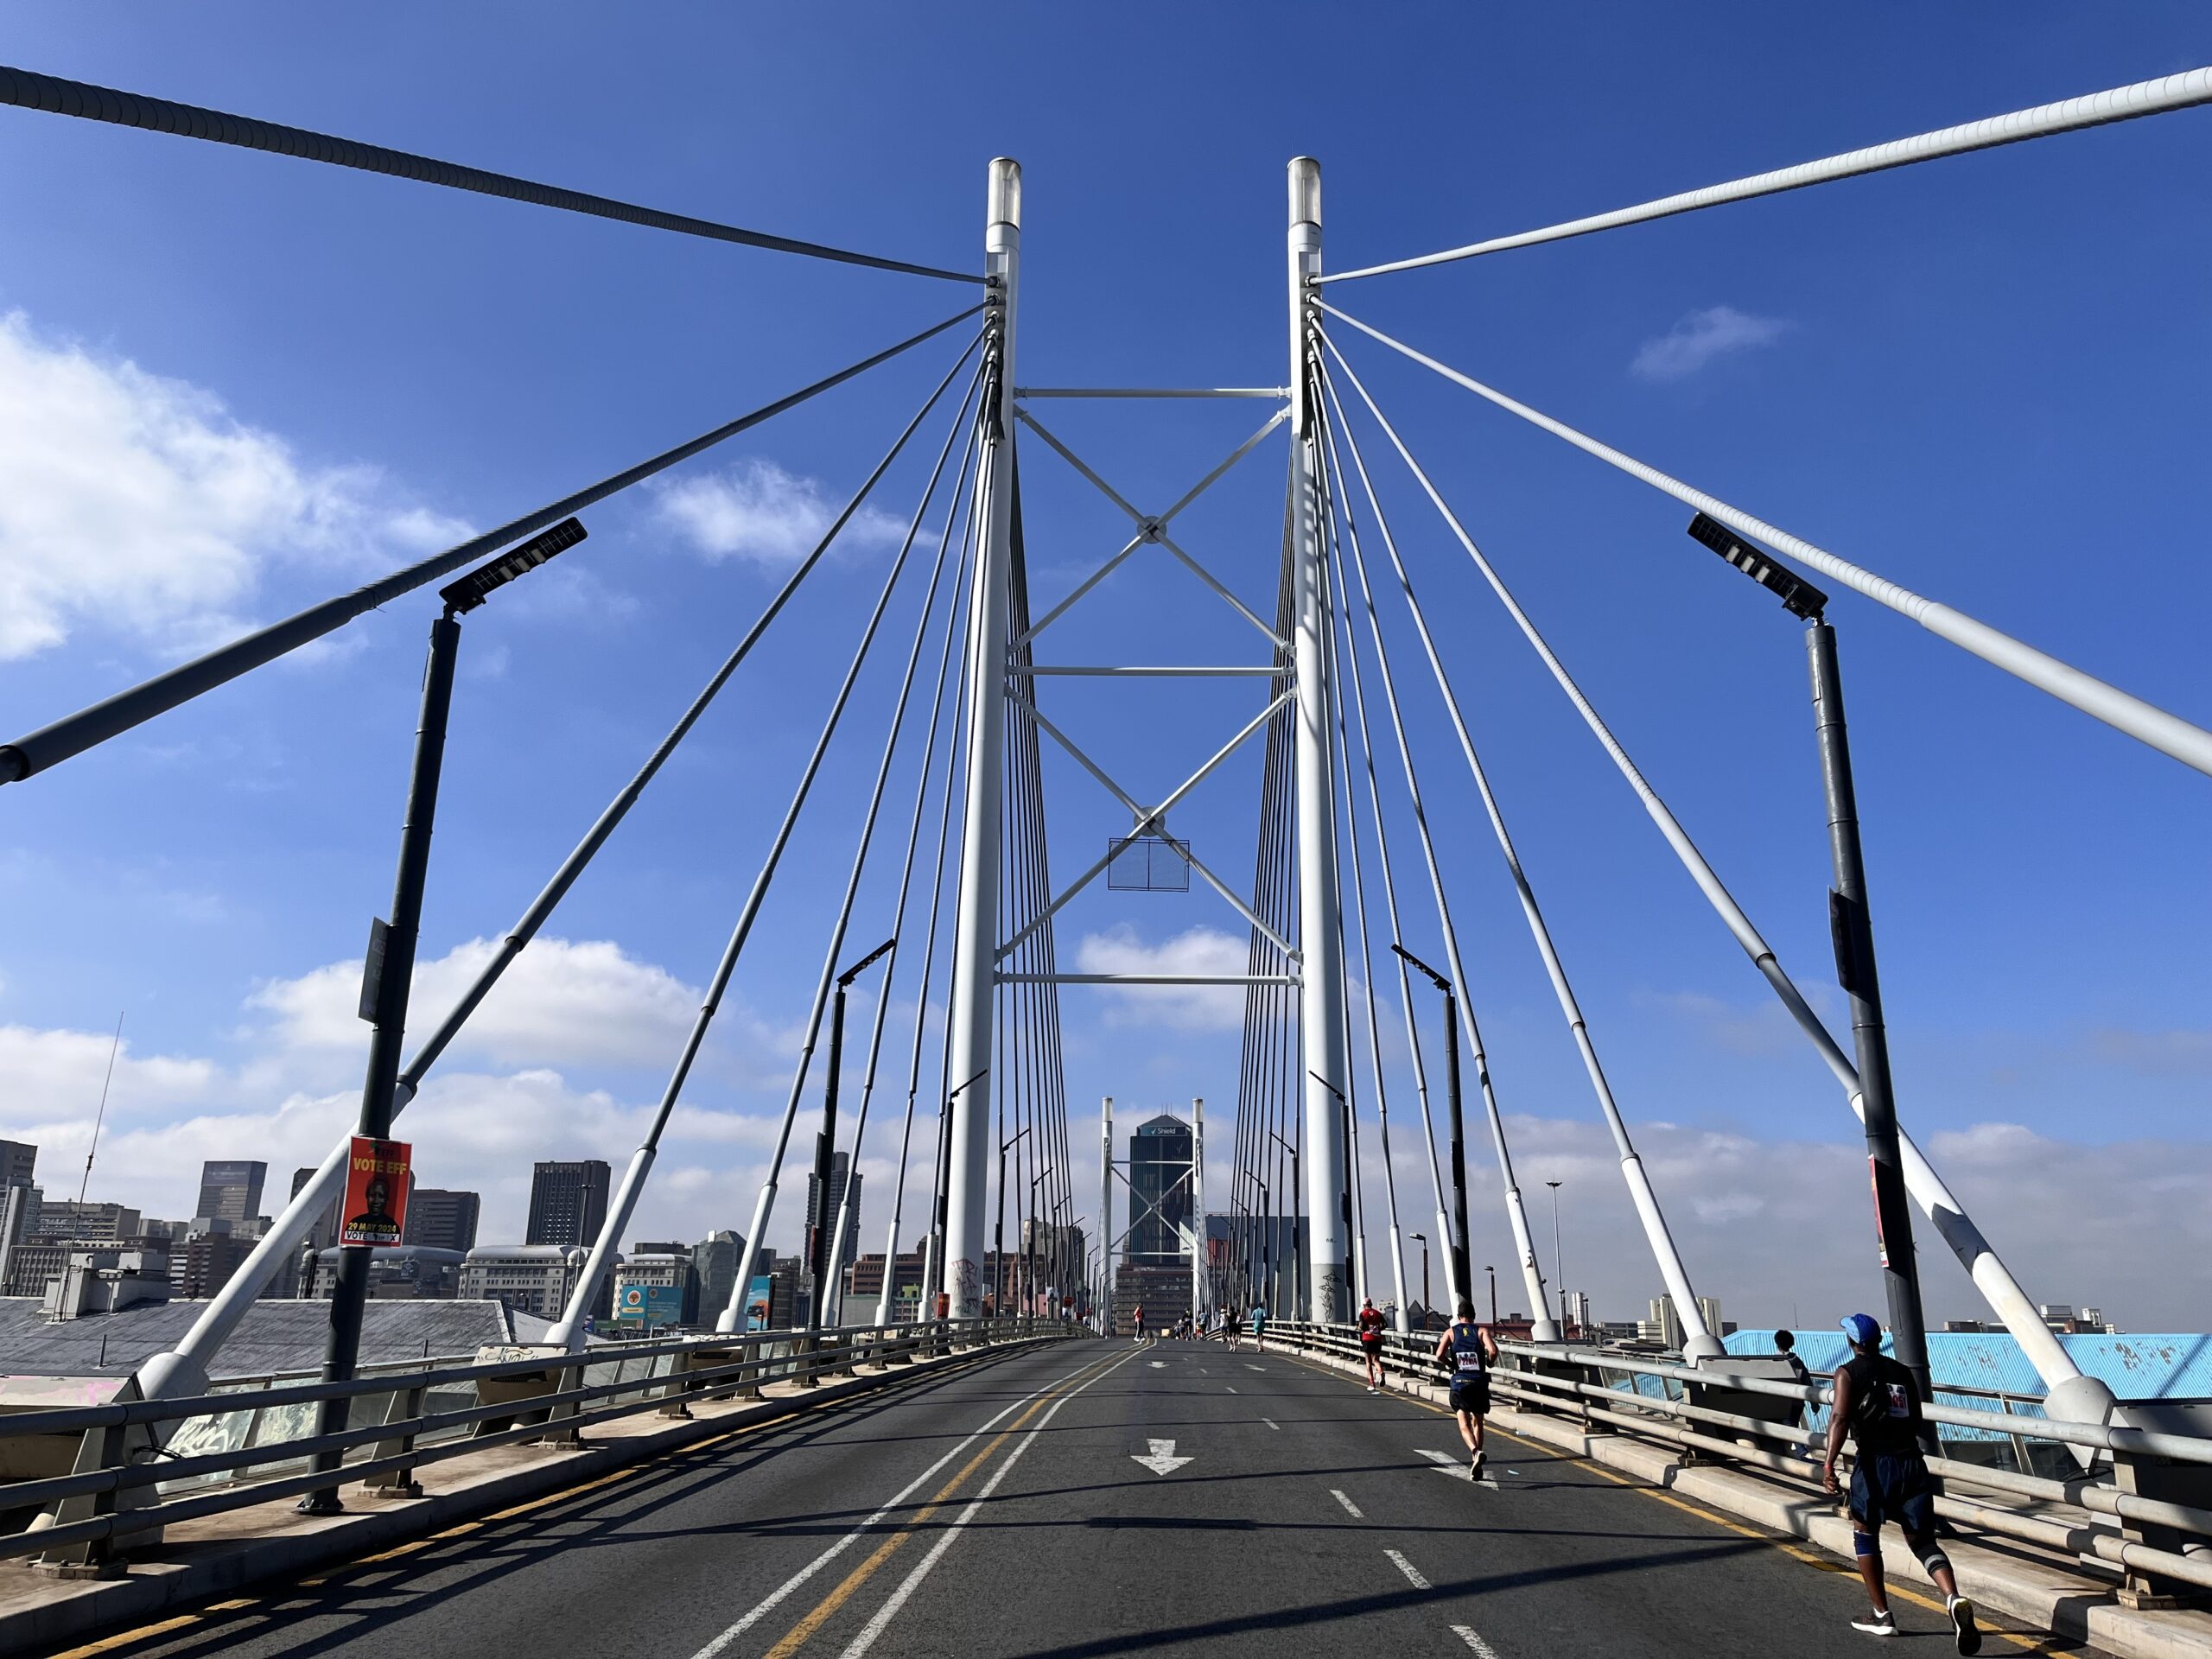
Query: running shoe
xmin=1850 ymin=1609 xmax=1897 ymax=1638
xmin=1947 ymin=1596 xmax=1980 ymax=1656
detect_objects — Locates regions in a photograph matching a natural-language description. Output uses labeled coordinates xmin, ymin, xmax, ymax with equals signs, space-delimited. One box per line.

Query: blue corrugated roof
xmin=1726 ymin=1329 xmax=2212 ymax=1403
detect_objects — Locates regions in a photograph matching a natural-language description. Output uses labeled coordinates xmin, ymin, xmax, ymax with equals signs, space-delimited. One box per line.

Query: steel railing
xmin=0 ymin=1314 xmax=1067 ymax=1571
xmin=1268 ymin=1319 xmax=2212 ymax=1605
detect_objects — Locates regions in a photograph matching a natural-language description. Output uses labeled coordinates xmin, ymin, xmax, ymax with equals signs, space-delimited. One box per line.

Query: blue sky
xmin=1 ymin=5 xmax=2207 ymax=1332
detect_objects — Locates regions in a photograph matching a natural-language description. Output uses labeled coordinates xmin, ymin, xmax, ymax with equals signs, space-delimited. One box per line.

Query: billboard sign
xmin=613 ymin=1282 xmax=686 ymax=1327
xmin=340 ymin=1136 xmax=410 ymax=1246
xmin=745 ymin=1274 xmax=775 ymax=1332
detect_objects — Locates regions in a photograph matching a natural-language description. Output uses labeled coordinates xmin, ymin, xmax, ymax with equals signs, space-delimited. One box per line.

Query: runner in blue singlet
xmin=1430 ymin=1298 xmax=1499 ymax=1478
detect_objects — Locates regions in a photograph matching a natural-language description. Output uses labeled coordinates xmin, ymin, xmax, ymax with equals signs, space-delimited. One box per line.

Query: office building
xmin=0 ymin=1183 xmax=41 ymax=1287
xmin=526 ymin=1160 xmax=610 ymax=1248
xmin=1127 ymin=1115 xmax=1192 ymax=1265
xmin=0 ymin=1140 xmax=36 ymax=1188
xmin=404 ymin=1188 xmax=482 ymax=1254
xmin=172 ymin=1230 xmax=261 ymax=1299
xmin=196 ymin=1160 xmax=267 ymax=1224
xmin=32 ymin=1200 xmax=142 ymax=1243
xmin=613 ymin=1245 xmax=697 ymax=1327
xmin=691 ymin=1230 xmax=744 ymax=1323
xmin=804 ymin=1154 xmax=862 ymax=1278
xmin=458 ymin=1245 xmax=597 ymax=1320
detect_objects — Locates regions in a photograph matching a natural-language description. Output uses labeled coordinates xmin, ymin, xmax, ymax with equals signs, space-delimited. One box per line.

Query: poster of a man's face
xmin=341 ymin=1138 xmax=410 ymax=1245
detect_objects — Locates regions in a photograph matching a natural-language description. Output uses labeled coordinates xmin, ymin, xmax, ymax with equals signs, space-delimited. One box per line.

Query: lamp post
xmin=299 ymin=517 xmax=587 ymax=1514
xmin=931 ymin=1067 xmax=986 ymax=1323
xmin=1545 ymin=1179 xmax=1567 ymax=1340
xmin=1485 ymin=1263 xmax=1497 ymax=1326
xmin=1684 ymin=512 xmax=1935 ymax=1427
xmin=995 ymin=1124 xmax=1030 ymax=1319
xmin=804 ymin=938 xmax=895 ymax=1359
xmin=1265 ymin=1128 xmax=1301 ymax=1320
xmin=1409 ymin=1231 xmax=1429 ymax=1325
xmin=1025 ymin=1162 xmax=1055 ymax=1321
xmin=1390 ymin=944 xmax=1473 ymax=1311
xmin=1253 ymin=1177 xmax=1272 ymax=1313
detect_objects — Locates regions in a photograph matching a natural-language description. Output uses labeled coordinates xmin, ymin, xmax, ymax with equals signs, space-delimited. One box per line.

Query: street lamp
xmin=1025 ymin=1161 xmax=1056 ymax=1319
xmin=805 ymin=937 xmax=897 ymax=1356
xmin=930 ymin=1067 xmax=987 ymax=1322
xmin=1545 ymin=1179 xmax=1567 ymax=1340
xmin=1409 ymin=1231 xmax=1430 ymax=1325
xmin=301 ymin=516 xmax=587 ymax=1514
xmin=1683 ymin=512 xmax=1935 ymax=1424
xmin=1265 ymin=1128 xmax=1301 ymax=1321
xmin=1252 ymin=1177 xmax=1272 ymax=1312
xmin=1390 ymin=943 xmax=1473 ymax=1311
xmin=995 ymin=1123 xmax=1031 ymax=1319
xmin=1484 ymin=1263 xmax=1497 ymax=1326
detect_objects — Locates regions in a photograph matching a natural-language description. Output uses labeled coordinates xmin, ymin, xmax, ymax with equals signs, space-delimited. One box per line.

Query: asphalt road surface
xmin=39 ymin=1338 xmax=2094 ymax=1659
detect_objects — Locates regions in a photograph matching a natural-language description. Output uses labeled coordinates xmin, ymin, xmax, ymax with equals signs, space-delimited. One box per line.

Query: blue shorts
xmin=1848 ymin=1450 xmax=1936 ymax=1535
xmin=1448 ymin=1375 xmax=1491 ymax=1416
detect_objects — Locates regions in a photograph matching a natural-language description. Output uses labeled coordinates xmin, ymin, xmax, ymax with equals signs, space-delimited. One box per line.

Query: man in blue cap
xmin=1822 ymin=1313 xmax=1979 ymax=1651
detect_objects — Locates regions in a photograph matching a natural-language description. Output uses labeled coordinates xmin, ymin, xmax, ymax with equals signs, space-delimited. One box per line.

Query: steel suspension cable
xmin=1308 ymin=346 xmax=1550 ymax=1331
xmin=712 ymin=365 xmax=997 ymax=1333
xmin=1319 ymin=352 xmax=1717 ymax=1351
xmin=137 ymin=330 xmax=982 ymax=1395
xmin=0 ymin=64 xmax=981 ymax=283
xmin=558 ymin=346 xmax=985 ymax=1344
xmin=1310 ymin=407 xmax=1459 ymax=1315
xmin=820 ymin=410 xmax=984 ymax=1328
xmin=0 ymin=305 xmax=982 ymax=786
xmin=1315 ymin=440 xmax=1412 ymax=1332
xmin=1319 ymin=330 xmax=2086 ymax=1388
xmin=1322 ymin=64 xmax=2212 ymax=283
xmin=1321 ymin=306 xmax=2212 ymax=779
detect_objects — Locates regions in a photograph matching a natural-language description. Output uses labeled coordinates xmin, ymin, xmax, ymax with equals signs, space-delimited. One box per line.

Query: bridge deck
xmin=42 ymin=1339 xmax=2093 ymax=1659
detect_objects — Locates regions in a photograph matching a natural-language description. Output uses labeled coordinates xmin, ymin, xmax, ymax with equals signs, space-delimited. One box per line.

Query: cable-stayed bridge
xmin=0 ymin=58 xmax=2209 ymax=1659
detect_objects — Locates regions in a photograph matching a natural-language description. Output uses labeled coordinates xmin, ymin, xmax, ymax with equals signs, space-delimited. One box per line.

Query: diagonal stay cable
xmin=1322 ymin=64 xmax=2212 ymax=283
xmin=138 ymin=334 xmax=984 ymax=1393
xmin=1311 ymin=341 xmax=1548 ymax=1324
xmin=823 ymin=444 xmax=982 ymax=1326
xmin=715 ymin=360 xmax=1000 ymax=1332
xmin=1321 ymin=303 xmax=2212 ymax=779
xmin=1319 ymin=329 xmax=2086 ymax=1382
xmin=1319 ymin=351 xmax=1715 ymax=1349
xmin=0 ymin=64 xmax=980 ymax=283
xmin=1 ymin=304 xmax=983 ymax=786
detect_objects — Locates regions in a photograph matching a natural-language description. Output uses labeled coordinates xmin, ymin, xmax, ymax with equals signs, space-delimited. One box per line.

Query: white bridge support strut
xmin=942 ymin=158 xmax=1020 ymax=1318
xmin=1288 ymin=157 xmax=1352 ymax=1325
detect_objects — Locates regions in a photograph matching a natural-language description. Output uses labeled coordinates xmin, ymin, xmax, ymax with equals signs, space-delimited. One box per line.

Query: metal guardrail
xmin=1270 ymin=1320 xmax=2212 ymax=1605
xmin=0 ymin=1315 xmax=1063 ymax=1573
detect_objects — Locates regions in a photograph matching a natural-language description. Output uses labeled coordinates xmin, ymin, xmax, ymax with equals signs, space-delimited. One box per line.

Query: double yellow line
xmin=758 ymin=1346 xmax=1125 ymax=1657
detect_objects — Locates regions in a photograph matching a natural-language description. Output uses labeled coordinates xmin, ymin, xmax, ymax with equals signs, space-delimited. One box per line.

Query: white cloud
xmin=652 ymin=458 xmax=907 ymax=566
xmin=1630 ymin=305 xmax=1793 ymax=382
xmin=1074 ymin=924 xmax=1249 ymax=1032
xmin=245 ymin=934 xmax=798 ymax=1086
xmin=0 ymin=311 xmax=469 ymax=661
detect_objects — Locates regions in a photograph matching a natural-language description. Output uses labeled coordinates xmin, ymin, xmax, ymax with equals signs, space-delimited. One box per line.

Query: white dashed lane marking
xmin=1384 ymin=1548 xmax=1430 ymax=1590
xmin=1451 ymin=1624 xmax=1503 ymax=1656
xmin=1330 ymin=1488 xmax=1363 ymax=1519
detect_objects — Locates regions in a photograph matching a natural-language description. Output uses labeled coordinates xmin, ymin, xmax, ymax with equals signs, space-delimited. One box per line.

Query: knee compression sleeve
xmin=1853 ymin=1529 xmax=1878 ymax=1560
xmin=1916 ymin=1544 xmax=1953 ymax=1579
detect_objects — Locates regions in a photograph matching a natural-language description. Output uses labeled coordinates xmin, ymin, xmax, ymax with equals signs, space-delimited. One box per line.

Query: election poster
xmin=340 ymin=1136 xmax=411 ymax=1246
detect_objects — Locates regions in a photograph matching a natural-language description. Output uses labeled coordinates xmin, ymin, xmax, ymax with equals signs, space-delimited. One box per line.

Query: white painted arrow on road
xmin=1418 ymin=1448 xmax=1471 ymax=1481
xmin=1131 ymin=1439 xmax=1193 ymax=1475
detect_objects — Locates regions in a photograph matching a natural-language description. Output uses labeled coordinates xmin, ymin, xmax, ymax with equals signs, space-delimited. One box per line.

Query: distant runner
xmin=1249 ymin=1301 xmax=1268 ymax=1353
xmin=1132 ymin=1304 xmax=1146 ymax=1344
xmin=1224 ymin=1306 xmax=1242 ymax=1351
xmin=1357 ymin=1295 xmax=1388 ymax=1392
xmin=1432 ymin=1298 xmax=1499 ymax=1479
xmin=1823 ymin=1313 xmax=1980 ymax=1652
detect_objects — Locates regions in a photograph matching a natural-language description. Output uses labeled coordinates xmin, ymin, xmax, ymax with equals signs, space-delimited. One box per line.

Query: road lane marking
xmin=1245 ymin=1363 xmax=1266 ymax=1372
xmin=1417 ymin=1447 xmax=1471 ymax=1481
xmin=1451 ymin=1624 xmax=1503 ymax=1656
xmin=837 ymin=1347 xmax=1139 ymax=1658
xmin=1261 ymin=1416 xmax=1280 ymax=1431
xmin=689 ymin=1350 xmax=1127 ymax=1659
xmin=1331 ymin=1488 xmax=1363 ymax=1518
xmin=1384 ymin=1548 xmax=1431 ymax=1589
xmin=1132 ymin=1437 xmax=1194 ymax=1474
xmin=1224 ymin=1385 xmax=1237 ymax=1393
xmin=1278 ymin=1350 xmax=2067 ymax=1656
